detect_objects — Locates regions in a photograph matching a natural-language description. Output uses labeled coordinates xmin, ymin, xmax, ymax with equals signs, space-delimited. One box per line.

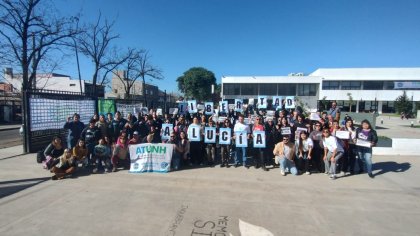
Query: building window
xmin=278 ymin=84 xmax=296 ymax=96
xmin=322 ymin=81 xmax=340 ymax=90
xmin=341 ymin=81 xmax=361 ymax=90
xmin=150 ymin=90 xmax=153 ymax=95
xmin=363 ymin=81 xmax=383 ymax=90
xmin=259 ymin=83 xmax=277 ymax=95
xmin=297 ymin=84 xmax=317 ymax=96
xmin=69 ymin=84 xmax=76 ymax=87
xmin=241 ymin=84 xmax=258 ymax=95
xmin=113 ymin=89 xmax=118 ymax=93
xmin=223 ymin=83 xmax=240 ymax=95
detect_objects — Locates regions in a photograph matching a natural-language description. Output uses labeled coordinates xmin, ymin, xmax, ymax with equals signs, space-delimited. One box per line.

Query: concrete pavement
xmin=0 ymin=145 xmax=419 ymax=236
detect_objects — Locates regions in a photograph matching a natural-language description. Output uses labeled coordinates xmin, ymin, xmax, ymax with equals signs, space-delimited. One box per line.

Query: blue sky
xmin=53 ymin=0 xmax=420 ymax=93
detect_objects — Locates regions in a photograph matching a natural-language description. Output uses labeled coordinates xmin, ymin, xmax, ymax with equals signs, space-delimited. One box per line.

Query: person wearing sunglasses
xmin=273 ymin=135 xmax=297 ymax=176
xmin=252 ymin=116 xmax=268 ymax=171
xmin=322 ymin=128 xmax=344 ymax=180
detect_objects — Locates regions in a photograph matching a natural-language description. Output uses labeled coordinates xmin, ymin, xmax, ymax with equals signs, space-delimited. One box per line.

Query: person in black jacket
xmin=354 ymin=119 xmax=378 ymax=178
xmin=81 ymin=119 xmax=101 ymax=166
xmin=109 ymin=111 xmax=127 ymax=143
xmin=63 ymin=113 xmax=85 ymax=149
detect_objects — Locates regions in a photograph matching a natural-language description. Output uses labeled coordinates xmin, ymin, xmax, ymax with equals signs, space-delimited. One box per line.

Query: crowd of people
xmin=40 ymin=101 xmax=378 ymax=181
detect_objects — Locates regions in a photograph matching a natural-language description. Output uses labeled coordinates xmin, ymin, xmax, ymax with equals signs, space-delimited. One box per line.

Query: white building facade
xmin=221 ymin=68 xmax=420 ymax=113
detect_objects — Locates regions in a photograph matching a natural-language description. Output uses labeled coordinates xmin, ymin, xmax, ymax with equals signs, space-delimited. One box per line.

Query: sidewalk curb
xmin=0 ymin=127 xmax=20 ymax=132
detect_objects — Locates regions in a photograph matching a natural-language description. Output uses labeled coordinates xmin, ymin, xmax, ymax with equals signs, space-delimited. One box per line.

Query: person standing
xmin=355 ymin=120 xmax=378 ymax=178
xmin=63 ymin=113 xmax=85 ymax=149
xmin=81 ymin=119 xmax=101 ymax=167
xmin=328 ymin=101 xmax=341 ymax=122
xmin=233 ymin=114 xmax=251 ymax=168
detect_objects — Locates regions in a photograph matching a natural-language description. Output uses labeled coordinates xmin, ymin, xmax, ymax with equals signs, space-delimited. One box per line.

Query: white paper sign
xmin=156 ymin=108 xmax=163 ymax=116
xmin=281 ymin=127 xmax=291 ymax=135
xmin=285 ymin=96 xmax=295 ymax=109
xmin=204 ymin=102 xmax=214 ymax=115
xmin=235 ymin=131 xmax=248 ymax=147
xmin=219 ymin=128 xmax=231 ymax=145
xmin=356 ymin=139 xmax=372 ymax=148
xmin=161 ymin=124 xmax=173 ymax=140
xmin=272 ymin=96 xmax=283 ymax=110
xmin=129 ymin=143 xmax=173 ymax=173
xmin=204 ymin=127 xmax=216 ymax=143
xmin=219 ymin=100 xmax=228 ymax=113
xmin=187 ymin=125 xmax=201 ymax=141
xmin=235 ymin=99 xmax=243 ymax=112
xmin=258 ymin=96 xmax=267 ymax=109
xmin=335 ymin=130 xmax=350 ymax=140
xmin=188 ymin=100 xmax=197 ymax=113
xmin=253 ymin=131 xmax=266 ymax=148
xmin=178 ymin=103 xmax=187 ymax=115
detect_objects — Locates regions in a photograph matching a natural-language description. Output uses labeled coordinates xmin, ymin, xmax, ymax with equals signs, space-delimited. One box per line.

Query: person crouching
xmin=51 ymin=149 xmax=75 ymax=180
xmin=111 ymin=135 xmax=130 ymax=172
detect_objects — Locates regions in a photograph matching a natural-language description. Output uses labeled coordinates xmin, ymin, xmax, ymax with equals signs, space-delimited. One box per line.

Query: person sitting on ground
xmin=111 ymin=135 xmax=130 ymax=172
xmin=273 ymin=135 xmax=297 ymax=176
xmin=72 ymin=139 xmax=88 ymax=168
xmin=92 ymin=138 xmax=111 ymax=173
xmin=42 ymin=136 xmax=64 ymax=170
xmin=51 ymin=149 xmax=75 ymax=180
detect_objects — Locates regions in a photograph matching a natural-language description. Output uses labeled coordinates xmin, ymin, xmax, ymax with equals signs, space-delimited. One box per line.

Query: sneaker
xmin=280 ymin=170 xmax=286 ymax=176
xmin=244 ymin=165 xmax=249 ymax=169
xmin=305 ymin=171 xmax=311 ymax=175
xmin=220 ymin=163 xmax=225 ymax=168
xmin=92 ymin=168 xmax=98 ymax=174
xmin=368 ymin=173 xmax=375 ymax=178
xmin=112 ymin=167 xmax=117 ymax=172
xmin=226 ymin=164 xmax=231 ymax=168
xmin=234 ymin=163 xmax=239 ymax=168
xmin=330 ymin=175 xmax=336 ymax=180
xmin=324 ymin=171 xmax=329 ymax=175
xmin=51 ymin=175 xmax=58 ymax=180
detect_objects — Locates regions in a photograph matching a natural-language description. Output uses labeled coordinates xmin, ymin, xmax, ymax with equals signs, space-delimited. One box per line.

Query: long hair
xmin=298 ymin=131 xmax=308 ymax=152
xmin=361 ymin=119 xmax=372 ymax=130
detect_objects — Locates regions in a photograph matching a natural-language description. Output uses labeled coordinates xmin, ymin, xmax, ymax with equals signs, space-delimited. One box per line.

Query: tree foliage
xmin=395 ymin=91 xmax=413 ymax=114
xmin=176 ymin=67 xmax=216 ymax=101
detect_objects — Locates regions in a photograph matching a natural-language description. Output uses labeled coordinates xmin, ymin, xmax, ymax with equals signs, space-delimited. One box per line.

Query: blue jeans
xmin=278 ymin=156 xmax=298 ymax=175
xmin=235 ymin=147 xmax=247 ymax=166
xmin=358 ymin=147 xmax=373 ymax=174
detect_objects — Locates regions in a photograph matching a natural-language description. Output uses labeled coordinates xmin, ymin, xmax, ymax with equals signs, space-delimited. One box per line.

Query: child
xmin=72 ymin=139 xmax=88 ymax=168
xmin=92 ymin=138 xmax=111 ymax=173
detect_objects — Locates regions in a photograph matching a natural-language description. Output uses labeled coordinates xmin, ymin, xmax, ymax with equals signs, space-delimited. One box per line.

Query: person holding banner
xmin=233 ymin=115 xmax=251 ymax=168
xmin=219 ymin=119 xmax=233 ymax=168
xmin=251 ymin=116 xmax=268 ymax=171
xmin=164 ymin=132 xmax=184 ymax=171
xmin=322 ymin=129 xmax=344 ymax=180
xmin=204 ymin=118 xmax=217 ymax=166
xmin=354 ymin=120 xmax=378 ymax=178
xmin=341 ymin=118 xmax=357 ymax=175
xmin=278 ymin=117 xmax=295 ymax=143
xmin=273 ymin=136 xmax=297 ymax=176
xmin=188 ymin=117 xmax=203 ymax=165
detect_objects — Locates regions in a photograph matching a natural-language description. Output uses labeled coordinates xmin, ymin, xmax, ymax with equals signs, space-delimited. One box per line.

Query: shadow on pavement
xmin=374 ymin=161 xmax=411 ymax=177
xmin=0 ymin=177 xmax=50 ymax=199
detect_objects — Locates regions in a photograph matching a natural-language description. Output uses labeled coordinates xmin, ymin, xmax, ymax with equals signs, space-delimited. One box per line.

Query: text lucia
xmin=136 ymin=145 xmax=167 ymax=155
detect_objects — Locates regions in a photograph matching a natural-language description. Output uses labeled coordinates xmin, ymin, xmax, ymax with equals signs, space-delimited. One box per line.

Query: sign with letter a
xmin=188 ymin=100 xmax=197 ymax=113
xmin=219 ymin=100 xmax=228 ymax=114
xmin=218 ymin=128 xmax=231 ymax=145
xmin=235 ymin=131 xmax=248 ymax=147
xmin=187 ymin=125 xmax=201 ymax=142
xmin=272 ymin=96 xmax=283 ymax=110
xmin=285 ymin=96 xmax=295 ymax=109
xmin=204 ymin=127 xmax=216 ymax=143
xmin=161 ymin=124 xmax=173 ymax=140
xmin=204 ymin=102 xmax=214 ymax=115
xmin=258 ymin=96 xmax=267 ymax=109
xmin=234 ymin=99 xmax=243 ymax=113
xmin=253 ymin=131 xmax=266 ymax=148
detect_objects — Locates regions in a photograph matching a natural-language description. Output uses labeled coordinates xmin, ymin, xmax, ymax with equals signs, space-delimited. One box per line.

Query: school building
xmin=221 ymin=68 xmax=420 ymax=113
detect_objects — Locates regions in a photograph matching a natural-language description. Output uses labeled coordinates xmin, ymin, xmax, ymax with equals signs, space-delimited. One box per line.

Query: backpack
xmin=36 ymin=149 xmax=45 ymax=163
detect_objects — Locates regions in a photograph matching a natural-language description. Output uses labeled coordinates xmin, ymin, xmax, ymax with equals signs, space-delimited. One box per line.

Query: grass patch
xmin=402 ymin=125 xmax=420 ymax=128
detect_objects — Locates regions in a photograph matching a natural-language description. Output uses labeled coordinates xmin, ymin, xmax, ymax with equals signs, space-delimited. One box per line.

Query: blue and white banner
xmin=258 ymin=96 xmax=267 ymax=109
xmin=219 ymin=100 xmax=228 ymax=113
xmin=161 ymin=124 xmax=173 ymax=140
xmin=253 ymin=131 xmax=266 ymax=148
xmin=187 ymin=124 xmax=201 ymax=142
xmin=204 ymin=127 xmax=217 ymax=143
xmin=204 ymin=102 xmax=214 ymax=115
xmin=188 ymin=100 xmax=197 ymax=113
xmin=235 ymin=131 xmax=248 ymax=148
xmin=219 ymin=128 xmax=231 ymax=145
xmin=234 ymin=99 xmax=243 ymax=113
xmin=285 ymin=96 xmax=295 ymax=109
xmin=129 ymin=143 xmax=173 ymax=173
xmin=272 ymin=96 xmax=283 ymax=110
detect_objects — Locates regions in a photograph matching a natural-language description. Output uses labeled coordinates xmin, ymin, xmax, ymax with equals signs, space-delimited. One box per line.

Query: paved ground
xmin=0 ymin=129 xmax=22 ymax=149
xmin=0 ymin=145 xmax=419 ymax=236
xmin=376 ymin=115 xmax=420 ymax=139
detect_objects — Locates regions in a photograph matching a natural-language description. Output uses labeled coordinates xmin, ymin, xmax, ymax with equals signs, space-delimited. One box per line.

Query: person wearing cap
xmin=128 ymin=131 xmax=141 ymax=145
xmin=63 ymin=113 xmax=85 ymax=149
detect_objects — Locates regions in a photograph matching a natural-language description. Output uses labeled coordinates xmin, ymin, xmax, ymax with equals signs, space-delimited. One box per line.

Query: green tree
xmin=176 ymin=67 xmax=216 ymax=101
xmin=395 ymin=91 xmax=413 ymax=114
